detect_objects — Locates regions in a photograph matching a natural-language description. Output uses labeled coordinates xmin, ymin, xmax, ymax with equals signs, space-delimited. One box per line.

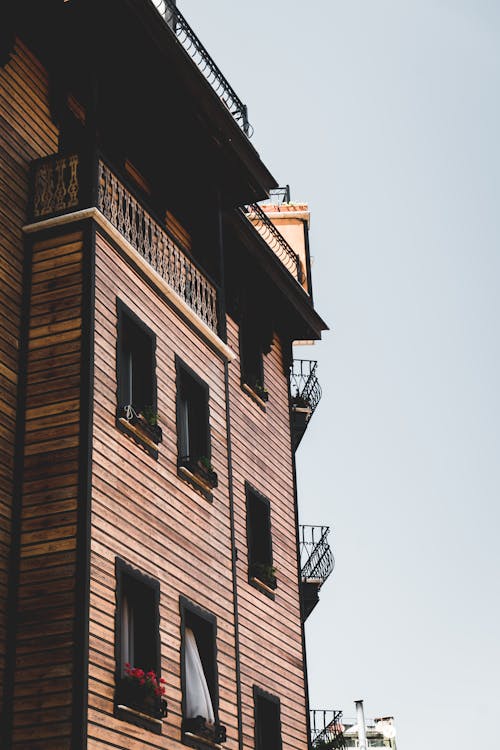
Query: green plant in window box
xmin=292 ymin=394 xmax=311 ymax=409
xmin=116 ymin=664 xmax=168 ymax=719
xmin=250 ymin=562 xmax=277 ymax=590
xmin=195 ymin=456 xmax=218 ymax=488
xmin=252 ymin=380 xmax=269 ymax=402
xmin=183 ymin=716 xmax=227 ymax=744
xmin=123 ymin=404 xmax=163 ymax=444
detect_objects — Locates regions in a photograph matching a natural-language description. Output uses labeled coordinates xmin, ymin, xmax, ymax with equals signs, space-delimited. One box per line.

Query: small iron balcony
xmin=150 ymin=0 xmax=252 ymax=136
xmin=28 ymin=151 xmax=219 ymax=335
xmin=299 ymin=525 xmax=334 ymax=621
xmin=311 ymin=709 xmax=346 ymax=750
xmin=290 ymin=359 xmax=322 ymax=449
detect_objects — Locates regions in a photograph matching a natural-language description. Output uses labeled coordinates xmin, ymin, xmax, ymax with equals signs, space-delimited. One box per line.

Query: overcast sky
xmin=183 ymin=2 xmax=500 ymax=747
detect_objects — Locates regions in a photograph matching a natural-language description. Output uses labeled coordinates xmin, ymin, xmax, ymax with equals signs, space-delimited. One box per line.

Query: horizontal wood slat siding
xmin=0 ymin=39 xmax=58 ymax=714
xmin=227 ymin=317 xmax=309 ymax=750
xmin=88 ymin=232 xmax=238 ymax=748
xmin=11 ymin=230 xmax=83 ymax=749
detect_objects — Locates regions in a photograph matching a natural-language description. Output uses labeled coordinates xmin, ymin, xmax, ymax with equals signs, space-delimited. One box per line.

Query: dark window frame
xmin=239 ymin=318 xmax=268 ymax=407
xmin=253 ymin=686 xmax=282 ymax=750
xmin=116 ymin=299 xmax=160 ymax=456
xmin=245 ymin=482 xmax=276 ymax=597
xmin=179 ymin=596 xmax=226 ymax=747
xmin=114 ymin=557 xmax=163 ymax=733
xmin=175 ymin=356 xmax=216 ymax=495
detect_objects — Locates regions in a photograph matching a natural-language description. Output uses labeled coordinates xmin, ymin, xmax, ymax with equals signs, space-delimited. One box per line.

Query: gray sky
xmin=184 ymin=2 xmax=500 ymax=747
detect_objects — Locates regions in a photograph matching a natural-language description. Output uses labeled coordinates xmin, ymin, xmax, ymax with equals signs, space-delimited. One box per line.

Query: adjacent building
xmin=0 ymin=1 xmax=336 ymax=748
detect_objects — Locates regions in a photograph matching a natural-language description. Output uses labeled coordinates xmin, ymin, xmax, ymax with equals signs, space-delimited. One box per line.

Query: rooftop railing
xmin=311 ymin=709 xmax=346 ymax=749
xmin=29 ymin=151 xmax=219 ymax=335
xmin=150 ymin=0 xmax=252 ymax=136
xmin=242 ymin=203 xmax=303 ymax=284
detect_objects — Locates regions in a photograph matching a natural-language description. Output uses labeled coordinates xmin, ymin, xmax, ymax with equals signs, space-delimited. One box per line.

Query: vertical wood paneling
xmin=0 ymin=38 xmax=58 ymax=715
xmin=227 ymin=317 xmax=310 ymax=750
xmin=11 ymin=230 xmax=83 ymax=749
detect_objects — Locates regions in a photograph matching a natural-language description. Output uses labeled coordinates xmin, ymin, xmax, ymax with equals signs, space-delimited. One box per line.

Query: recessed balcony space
xmin=241 ymin=202 xmax=304 ymax=285
xmin=290 ymin=359 xmax=322 ymax=449
xmin=25 ymin=151 xmax=231 ymax=353
xmin=299 ymin=525 xmax=334 ymax=622
xmin=310 ymin=709 xmax=347 ymax=750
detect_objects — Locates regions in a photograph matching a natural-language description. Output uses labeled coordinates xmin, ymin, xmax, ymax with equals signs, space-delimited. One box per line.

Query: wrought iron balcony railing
xmin=311 ymin=709 xmax=346 ymax=750
xmin=290 ymin=359 xmax=322 ymax=449
xmin=29 ymin=152 xmax=219 ymax=335
xmin=290 ymin=359 xmax=322 ymax=410
xmin=150 ymin=0 xmax=252 ymax=136
xmin=299 ymin=525 xmax=334 ymax=621
xmin=300 ymin=525 xmax=335 ymax=585
xmin=242 ymin=203 xmax=303 ymax=284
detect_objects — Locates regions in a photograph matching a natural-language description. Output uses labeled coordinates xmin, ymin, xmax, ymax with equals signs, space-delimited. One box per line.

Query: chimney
xmin=355 ymin=700 xmax=368 ymax=750
xmin=258 ymin=200 xmax=311 ymax=295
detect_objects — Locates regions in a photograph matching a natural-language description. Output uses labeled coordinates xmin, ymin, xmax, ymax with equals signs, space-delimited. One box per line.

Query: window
xmin=246 ymin=484 xmax=276 ymax=591
xmin=239 ymin=319 xmax=268 ymax=403
xmin=114 ymin=559 xmax=165 ymax=729
xmin=180 ymin=597 xmax=226 ymax=746
xmin=176 ymin=358 xmax=217 ymax=491
xmin=254 ymin=687 xmax=282 ymax=750
xmin=117 ymin=301 xmax=156 ymax=418
xmin=116 ymin=301 xmax=161 ymax=452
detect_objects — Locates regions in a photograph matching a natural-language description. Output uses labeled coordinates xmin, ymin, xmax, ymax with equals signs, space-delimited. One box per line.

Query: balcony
xmin=311 ymin=709 xmax=346 ymax=750
xmin=150 ymin=0 xmax=251 ymax=136
xmin=290 ymin=360 xmax=322 ymax=449
xmin=27 ymin=151 xmax=220 ymax=339
xmin=299 ymin=525 xmax=334 ymax=621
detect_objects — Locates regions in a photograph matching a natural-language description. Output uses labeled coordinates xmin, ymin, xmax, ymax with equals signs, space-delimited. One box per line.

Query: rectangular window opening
xmin=115 ymin=560 xmax=165 ymax=727
xmin=246 ymin=485 xmax=276 ymax=590
xmin=118 ymin=305 xmax=155 ymax=418
xmin=240 ymin=320 xmax=264 ymax=393
xmin=181 ymin=599 xmax=226 ymax=745
xmin=176 ymin=360 xmax=216 ymax=490
xmin=254 ymin=687 xmax=282 ymax=750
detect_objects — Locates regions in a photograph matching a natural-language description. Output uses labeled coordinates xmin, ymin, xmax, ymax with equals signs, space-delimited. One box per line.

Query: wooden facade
xmin=1 ymin=4 xmax=327 ymax=749
xmin=0 ymin=39 xmax=58 ymax=721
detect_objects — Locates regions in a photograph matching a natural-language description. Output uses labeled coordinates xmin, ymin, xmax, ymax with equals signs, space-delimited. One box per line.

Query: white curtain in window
xmin=121 ymin=594 xmax=134 ymax=673
xmin=185 ymin=627 xmax=215 ymax=723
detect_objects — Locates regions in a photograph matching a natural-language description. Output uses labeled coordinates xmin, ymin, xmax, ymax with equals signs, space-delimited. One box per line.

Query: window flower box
xmin=116 ymin=668 xmax=167 ymax=720
xmin=120 ymin=405 xmax=162 ymax=446
xmin=249 ymin=563 xmax=277 ymax=590
xmin=183 ymin=716 xmax=227 ymax=745
xmin=179 ymin=457 xmax=218 ymax=490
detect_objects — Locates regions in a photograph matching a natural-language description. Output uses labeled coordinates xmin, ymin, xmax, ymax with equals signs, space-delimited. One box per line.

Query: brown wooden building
xmin=0 ymin=2 xmax=333 ymax=748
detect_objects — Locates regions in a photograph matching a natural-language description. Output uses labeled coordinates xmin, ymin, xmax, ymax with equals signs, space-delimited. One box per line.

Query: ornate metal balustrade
xmin=300 ymin=525 xmax=335 ymax=585
xmin=311 ymin=709 xmax=346 ymax=750
xmin=299 ymin=525 xmax=334 ymax=621
xmin=30 ymin=152 xmax=219 ymax=334
xmin=291 ymin=359 xmax=322 ymax=410
xmin=150 ymin=0 xmax=252 ymax=136
xmin=290 ymin=359 xmax=322 ymax=449
xmin=242 ymin=203 xmax=303 ymax=284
